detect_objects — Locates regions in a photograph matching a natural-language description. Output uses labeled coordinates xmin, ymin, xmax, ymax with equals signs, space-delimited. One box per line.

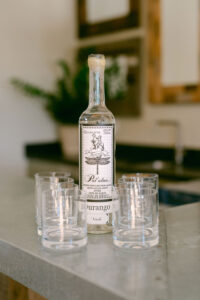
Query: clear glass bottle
xmin=79 ymin=54 xmax=115 ymax=234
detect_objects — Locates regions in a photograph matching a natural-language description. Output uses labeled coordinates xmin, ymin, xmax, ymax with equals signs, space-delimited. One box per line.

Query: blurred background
xmin=1 ymin=0 xmax=200 ymax=191
xmin=0 ymin=1 xmax=200 ymax=298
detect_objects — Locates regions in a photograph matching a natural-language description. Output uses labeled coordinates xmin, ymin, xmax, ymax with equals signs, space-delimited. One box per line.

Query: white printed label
xmin=87 ymin=201 xmax=112 ymax=224
xmin=87 ymin=214 xmax=109 ymax=225
xmin=80 ymin=125 xmax=114 ymax=225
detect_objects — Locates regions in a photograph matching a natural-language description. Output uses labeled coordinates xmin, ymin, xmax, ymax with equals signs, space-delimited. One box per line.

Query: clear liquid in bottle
xmin=79 ymin=54 xmax=115 ymax=234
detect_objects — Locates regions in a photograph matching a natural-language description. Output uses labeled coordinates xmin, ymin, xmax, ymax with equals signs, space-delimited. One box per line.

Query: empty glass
xmin=34 ymin=172 xmax=73 ymax=235
xmin=41 ymin=186 xmax=87 ymax=251
xmin=113 ymin=178 xmax=159 ymax=249
xmin=118 ymin=173 xmax=158 ymax=191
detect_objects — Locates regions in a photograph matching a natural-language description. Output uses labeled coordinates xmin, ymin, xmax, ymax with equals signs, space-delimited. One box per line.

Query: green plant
xmin=11 ymin=60 xmax=87 ymax=124
xmin=11 ymin=57 xmax=125 ymax=124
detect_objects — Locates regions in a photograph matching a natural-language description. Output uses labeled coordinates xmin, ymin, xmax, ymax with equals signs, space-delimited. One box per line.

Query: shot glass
xmin=112 ymin=180 xmax=159 ymax=249
xmin=34 ymin=172 xmax=73 ymax=235
xmin=41 ymin=187 xmax=87 ymax=251
xmin=118 ymin=173 xmax=158 ymax=191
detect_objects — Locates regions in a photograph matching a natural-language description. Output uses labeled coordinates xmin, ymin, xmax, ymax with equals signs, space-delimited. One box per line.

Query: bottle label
xmin=80 ymin=125 xmax=114 ymax=225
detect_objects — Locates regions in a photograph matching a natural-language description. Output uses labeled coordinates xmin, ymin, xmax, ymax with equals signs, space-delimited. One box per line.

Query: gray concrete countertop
xmin=0 ymin=175 xmax=199 ymax=300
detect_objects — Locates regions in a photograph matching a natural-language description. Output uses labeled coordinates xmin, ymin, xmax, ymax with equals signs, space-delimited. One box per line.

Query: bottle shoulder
xmin=79 ymin=105 xmax=115 ymax=125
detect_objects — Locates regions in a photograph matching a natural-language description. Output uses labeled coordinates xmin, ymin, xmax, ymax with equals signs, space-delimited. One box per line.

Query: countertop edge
xmin=0 ymin=240 xmax=125 ymax=300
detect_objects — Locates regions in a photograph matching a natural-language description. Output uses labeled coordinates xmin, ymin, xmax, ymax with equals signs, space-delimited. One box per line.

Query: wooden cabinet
xmin=0 ymin=273 xmax=46 ymax=300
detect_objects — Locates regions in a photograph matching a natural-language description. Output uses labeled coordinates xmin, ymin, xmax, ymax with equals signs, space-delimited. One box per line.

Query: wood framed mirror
xmin=148 ymin=0 xmax=200 ymax=104
xmin=77 ymin=0 xmax=140 ymax=38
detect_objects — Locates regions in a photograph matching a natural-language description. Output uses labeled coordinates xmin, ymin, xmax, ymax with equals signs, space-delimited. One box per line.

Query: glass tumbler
xmin=113 ymin=181 xmax=159 ymax=249
xmin=118 ymin=173 xmax=158 ymax=191
xmin=41 ymin=187 xmax=87 ymax=251
xmin=34 ymin=172 xmax=73 ymax=235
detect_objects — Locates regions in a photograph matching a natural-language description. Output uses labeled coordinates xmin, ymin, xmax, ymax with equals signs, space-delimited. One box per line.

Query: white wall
xmin=0 ymin=0 xmax=76 ymax=174
xmin=161 ymin=0 xmax=199 ymax=86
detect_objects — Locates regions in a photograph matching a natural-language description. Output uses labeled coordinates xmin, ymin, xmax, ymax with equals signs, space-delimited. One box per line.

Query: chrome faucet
xmin=157 ymin=120 xmax=184 ymax=165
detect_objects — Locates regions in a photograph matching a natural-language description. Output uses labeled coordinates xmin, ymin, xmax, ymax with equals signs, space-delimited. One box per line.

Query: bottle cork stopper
xmin=88 ymin=54 xmax=106 ymax=70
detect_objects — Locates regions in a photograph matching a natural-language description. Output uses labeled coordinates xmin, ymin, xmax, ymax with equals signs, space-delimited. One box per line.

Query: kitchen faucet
xmin=157 ymin=120 xmax=184 ymax=165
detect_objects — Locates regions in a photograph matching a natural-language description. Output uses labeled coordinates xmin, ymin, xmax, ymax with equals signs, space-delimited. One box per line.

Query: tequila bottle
xmin=79 ymin=54 xmax=115 ymax=234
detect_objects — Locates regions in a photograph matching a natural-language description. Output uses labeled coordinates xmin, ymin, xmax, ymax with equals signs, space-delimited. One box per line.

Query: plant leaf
xmin=11 ymin=78 xmax=55 ymax=100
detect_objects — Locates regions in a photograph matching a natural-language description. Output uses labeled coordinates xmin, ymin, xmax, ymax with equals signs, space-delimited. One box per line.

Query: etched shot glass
xmin=113 ymin=178 xmax=159 ymax=249
xmin=34 ymin=172 xmax=73 ymax=235
xmin=118 ymin=173 xmax=158 ymax=191
xmin=41 ymin=187 xmax=87 ymax=251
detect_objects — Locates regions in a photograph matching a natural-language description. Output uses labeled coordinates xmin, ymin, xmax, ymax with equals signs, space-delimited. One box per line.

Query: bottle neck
xmin=89 ymin=68 xmax=105 ymax=107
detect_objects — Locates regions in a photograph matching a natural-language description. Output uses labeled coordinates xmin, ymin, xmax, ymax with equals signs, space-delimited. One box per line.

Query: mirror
xmin=77 ymin=0 xmax=140 ymax=37
xmin=86 ymin=0 xmax=130 ymax=23
xmin=148 ymin=0 xmax=200 ymax=103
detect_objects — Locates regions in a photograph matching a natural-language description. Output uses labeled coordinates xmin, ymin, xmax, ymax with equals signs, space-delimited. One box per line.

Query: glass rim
xmin=121 ymin=173 xmax=158 ymax=179
xmin=116 ymin=182 xmax=155 ymax=188
xmin=34 ymin=171 xmax=71 ymax=179
xmin=118 ymin=173 xmax=158 ymax=184
xmin=113 ymin=186 xmax=157 ymax=197
xmin=114 ymin=185 xmax=157 ymax=190
xmin=52 ymin=171 xmax=71 ymax=177
xmin=57 ymin=183 xmax=79 ymax=189
xmin=35 ymin=176 xmax=74 ymax=183
xmin=114 ymin=184 xmax=156 ymax=190
xmin=42 ymin=183 xmax=79 ymax=191
xmin=42 ymin=187 xmax=86 ymax=199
